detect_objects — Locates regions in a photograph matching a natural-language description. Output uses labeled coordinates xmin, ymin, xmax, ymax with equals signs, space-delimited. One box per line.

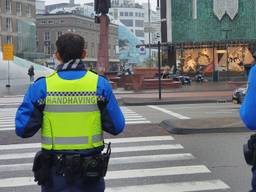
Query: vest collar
xmin=56 ymin=59 xmax=86 ymax=71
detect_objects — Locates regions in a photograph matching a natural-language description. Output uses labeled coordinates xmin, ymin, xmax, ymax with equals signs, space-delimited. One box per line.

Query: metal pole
xmin=148 ymin=0 xmax=151 ymax=60
xmin=6 ymin=60 xmax=10 ymax=87
xmin=158 ymin=41 xmax=162 ymax=100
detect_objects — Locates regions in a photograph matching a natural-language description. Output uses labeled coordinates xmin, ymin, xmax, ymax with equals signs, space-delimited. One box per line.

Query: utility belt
xmin=32 ymin=143 xmax=111 ymax=186
xmin=244 ymin=134 xmax=256 ymax=166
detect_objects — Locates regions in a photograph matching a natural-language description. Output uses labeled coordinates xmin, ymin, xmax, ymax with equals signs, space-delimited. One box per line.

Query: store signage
xmin=3 ymin=44 xmax=14 ymax=61
xmin=213 ymin=0 xmax=239 ymax=20
xmin=139 ymin=46 xmax=146 ymax=55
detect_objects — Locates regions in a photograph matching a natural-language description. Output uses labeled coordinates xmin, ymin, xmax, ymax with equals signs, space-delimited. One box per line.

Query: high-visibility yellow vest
xmin=42 ymin=71 xmax=103 ymax=150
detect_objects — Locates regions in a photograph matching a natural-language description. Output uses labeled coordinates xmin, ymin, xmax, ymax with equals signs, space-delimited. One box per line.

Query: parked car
xmin=232 ymin=87 xmax=247 ymax=104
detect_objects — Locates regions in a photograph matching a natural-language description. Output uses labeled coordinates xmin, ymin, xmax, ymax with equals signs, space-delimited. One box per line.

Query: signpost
xmin=3 ymin=44 xmax=14 ymax=87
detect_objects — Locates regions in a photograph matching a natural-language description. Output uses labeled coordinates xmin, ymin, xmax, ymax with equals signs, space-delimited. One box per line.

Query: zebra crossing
xmin=0 ymin=95 xmax=23 ymax=107
xmin=121 ymin=106 xmax=151 ymax=125
xmin=0 ymin=105 xmax=151 ymax=132
xmin=0 ymin=108 xmax=16 ymax=131
xmin=0 ymin=135 xmax=230 ymax=191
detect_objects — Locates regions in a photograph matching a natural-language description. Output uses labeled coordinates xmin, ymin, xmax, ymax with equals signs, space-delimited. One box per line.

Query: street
xmin=0 ymin=95 xmax=252 ymax=191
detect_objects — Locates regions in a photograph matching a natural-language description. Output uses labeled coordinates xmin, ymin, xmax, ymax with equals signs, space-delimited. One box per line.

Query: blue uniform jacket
xmin=15 ymin=70 xmax=125 ymax=154
xmin=240 ymin=64 xmax=256 ymax=130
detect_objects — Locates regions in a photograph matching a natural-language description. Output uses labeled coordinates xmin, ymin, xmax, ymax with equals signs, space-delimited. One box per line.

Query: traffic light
xmin=95 ymin=0 xmax=111 ymax=15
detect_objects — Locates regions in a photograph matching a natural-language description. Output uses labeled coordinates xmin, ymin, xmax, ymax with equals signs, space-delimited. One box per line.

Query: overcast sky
xmin=44 ymin=0 xmax=157 ymax=9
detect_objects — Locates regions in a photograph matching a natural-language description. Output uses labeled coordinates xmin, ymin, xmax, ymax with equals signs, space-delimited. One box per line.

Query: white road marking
xmin=112 ymin=144 xmax=184 ymax=153
xmin=106 ymin=180 xmax=230 ymax=192
xmin=106 ymin=165 xmax=211 ymax=179
xmin=126 ymin=121 xmax=151 ymax=124
xmin=110 ymin=153 xmax=194 ymax=165
xmin=147 ymin=105 xmax=191 ymax=120
xmin=0 ymin=178 xmax=229 ymax=190
xmin=121 ymin=106 xmax=152 ymax=124
xmin=0 ymin=136 xmax=175 ymax=150
xmin=0 ymin=152 xmax=194 ymax=163
xmin=0 ymin=128 xmax=15 ymax=131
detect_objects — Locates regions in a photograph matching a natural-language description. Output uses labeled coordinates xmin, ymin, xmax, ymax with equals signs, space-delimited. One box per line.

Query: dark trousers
xmin=251 ymin=166 xmax=256 ymax=192
xmin=41 ymin=167 xmax=105 ymax=192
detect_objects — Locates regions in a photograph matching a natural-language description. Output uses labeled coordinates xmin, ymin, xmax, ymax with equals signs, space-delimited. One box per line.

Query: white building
xmin=109 ymin=0 xmax=145 ymax=42
xmin=142 ymin=3 xmax=161 ymax=60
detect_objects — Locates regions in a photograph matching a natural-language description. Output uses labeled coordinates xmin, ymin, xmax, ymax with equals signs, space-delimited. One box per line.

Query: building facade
xmin=162 ymin=0 xmax=256 ymax=76
xmin=36 ymin=0 xmax=45 ymax=14
xmin=36 ymin=14 xmax=119 ymax=71
xmin=109 ymin=0 xmax=145 ymax=42
xmin=0 ymin=0 xmax=36 ymax=55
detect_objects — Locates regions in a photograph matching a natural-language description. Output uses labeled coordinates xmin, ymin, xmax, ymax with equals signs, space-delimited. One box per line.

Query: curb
xmin=159 ymin=119 xmax=249 ymax=134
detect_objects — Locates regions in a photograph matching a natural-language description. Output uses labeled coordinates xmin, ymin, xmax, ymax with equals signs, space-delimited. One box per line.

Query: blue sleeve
xmin=97 ymin=76 xmax=125 ymax=135
xmin=15 ymin=78 xmax=46 ymax=138
xmin=240 ymin=65 xmax=256 ymax=130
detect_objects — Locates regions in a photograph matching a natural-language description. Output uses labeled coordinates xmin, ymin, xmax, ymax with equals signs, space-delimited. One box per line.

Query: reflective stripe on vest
xmin=42 ymin=71 xmax=104 ymax=150
xmin=44 ymin=104 xmax=98 ymax=112
xmin=42 ymin=134 xmax=103 ymax=145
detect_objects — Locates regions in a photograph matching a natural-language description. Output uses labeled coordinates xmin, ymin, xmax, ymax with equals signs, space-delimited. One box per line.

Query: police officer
xmin=15 ymin=33 xmax=125 ymax=192
xmin=240 ymin=51 xmax=256 ymax=192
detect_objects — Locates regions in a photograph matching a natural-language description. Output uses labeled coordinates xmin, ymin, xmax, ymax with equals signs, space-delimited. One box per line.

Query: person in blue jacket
xmin=15 ymin=33 xmax=125 ymax=192
xmin=240 ymin=52 xmax=256 ymax=192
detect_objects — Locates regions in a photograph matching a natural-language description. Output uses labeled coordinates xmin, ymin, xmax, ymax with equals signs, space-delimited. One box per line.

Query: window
xmin=6 ymin=0 xmax=11 ymax=14
xmin=129 ymin=12 xmax=133 ymax=16
xmin=135 ymin=12 xmax=138 ymax=17
xmin=120 ymin=19 xmax=133 ymax=27
xmin=6 ymin=18 xmax=12 ymax=32
xmin=57 ymin=31 xmax=63 ymax=37
xmin=28 ymin=6 xmax=32 ymax=17
xmin=135 ymin=20 xmax=144 ymax=27
xmin=120 ymin=12 xmax=123 ymax=16
xmin=41 ymin=20 xmax=46 ymax=24
xmin=192 ymin=0 xmax=197 ymax=19
xmin=44 ymin=32 xmax=50 ymax=41
xmin=48 ymin=20 xmax=54 ymax=24
xmin=6 ymin=36 xmax=12 ymax=44
xmin=16 ymin=2 xmax=22 ymax=16
xmin=44 ymin=45 xmax=51 ymax=55
xmin=91 ymin=42 xmax=95 ymax=57
xmin=85 ymin=42 xmax=88 ymax=49
xmin=135 ymin=30 xmax=144 ymax=37
xmin=125 ymin=12 xmax=128 ymax=16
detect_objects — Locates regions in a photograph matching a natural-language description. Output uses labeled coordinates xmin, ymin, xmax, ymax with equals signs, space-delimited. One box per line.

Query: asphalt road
xmin=0 ymin=98 xmax=252 ymax=191
xmin=124 ymin=102 xmax=240 ymax=124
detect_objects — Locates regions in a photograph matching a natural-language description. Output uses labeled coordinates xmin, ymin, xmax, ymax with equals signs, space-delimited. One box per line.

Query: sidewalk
xmin=115 ymin=81 xmax=242 ymax=105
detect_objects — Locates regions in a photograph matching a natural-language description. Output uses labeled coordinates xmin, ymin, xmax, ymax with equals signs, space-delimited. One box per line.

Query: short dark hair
xmin=56 ymin=33 xmax=85 ymax=63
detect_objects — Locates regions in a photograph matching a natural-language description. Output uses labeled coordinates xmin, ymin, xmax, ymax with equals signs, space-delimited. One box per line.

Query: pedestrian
xmin=28 ymin=65 xmax=35 ymax=83
xmin=240 ymin=51 xmax=256 ymax=192
xmin=15 ymin=33 xmax=125 ymax=192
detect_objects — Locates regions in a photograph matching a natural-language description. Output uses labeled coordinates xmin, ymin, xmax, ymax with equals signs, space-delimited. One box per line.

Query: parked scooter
xmin=195 ymin=73 xmax=204 ymax=83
